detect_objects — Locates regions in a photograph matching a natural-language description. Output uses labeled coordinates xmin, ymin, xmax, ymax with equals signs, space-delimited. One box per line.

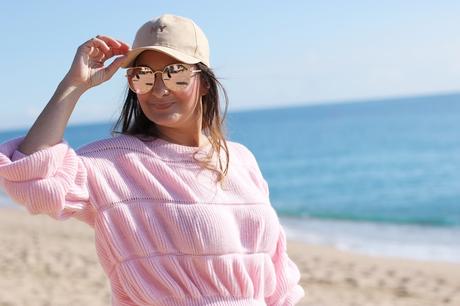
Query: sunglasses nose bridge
xmin=150 ymin=70 xmax=169 ymax=95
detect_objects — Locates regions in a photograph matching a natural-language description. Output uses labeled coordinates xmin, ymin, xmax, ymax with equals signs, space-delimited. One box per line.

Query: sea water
xmin=1 ymin=93 xmax=459 ymax=262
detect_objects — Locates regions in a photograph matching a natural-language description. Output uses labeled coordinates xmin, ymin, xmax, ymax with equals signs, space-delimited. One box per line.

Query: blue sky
xmin=1 ymin=1 xmax=460 ymax=130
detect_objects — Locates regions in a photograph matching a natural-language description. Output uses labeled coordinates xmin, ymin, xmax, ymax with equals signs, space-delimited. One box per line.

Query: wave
xmin=280 ymin=216 xmax=460 ymax=263
xmin=276 ymin=208 xmax=460 ymax=227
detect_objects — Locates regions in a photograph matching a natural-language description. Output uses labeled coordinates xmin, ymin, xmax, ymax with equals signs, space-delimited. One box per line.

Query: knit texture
xmin=0 ymin=134 xmax=305 ymax=306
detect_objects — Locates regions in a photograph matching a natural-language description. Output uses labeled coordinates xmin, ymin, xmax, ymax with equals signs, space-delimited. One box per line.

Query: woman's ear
xmin=199 ymin=78 xmax=210 ymax=96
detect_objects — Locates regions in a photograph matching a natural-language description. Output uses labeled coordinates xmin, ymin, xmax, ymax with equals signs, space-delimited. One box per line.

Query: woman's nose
xmin=150 ymin=73 xmax=169 ymax=97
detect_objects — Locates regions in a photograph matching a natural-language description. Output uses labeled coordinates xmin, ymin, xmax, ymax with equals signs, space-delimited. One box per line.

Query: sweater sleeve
xmin=0 ymin=136 xmax=95 ymax=226
xmin=239 ymin=142 xmax=305 ymax=304
xmin=265 ymin=225 xmax=305 ymax=306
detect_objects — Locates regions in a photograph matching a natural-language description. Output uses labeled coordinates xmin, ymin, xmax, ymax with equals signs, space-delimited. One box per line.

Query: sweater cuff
xmin=0 ymin=136 xmax=69 ymax=181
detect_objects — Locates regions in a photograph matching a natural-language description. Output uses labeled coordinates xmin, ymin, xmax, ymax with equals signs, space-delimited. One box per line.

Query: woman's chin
xmin=147 ymin=112 xmax=181 ymax=127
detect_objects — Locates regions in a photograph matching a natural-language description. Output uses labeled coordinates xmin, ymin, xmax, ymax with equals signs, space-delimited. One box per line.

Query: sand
xmin=0 ymin=207 xmax=459 ymax=306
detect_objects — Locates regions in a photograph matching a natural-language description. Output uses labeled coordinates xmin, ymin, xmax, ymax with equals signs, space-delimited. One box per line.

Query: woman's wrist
xmin=61 ymin=74 xmax=90 ymax=94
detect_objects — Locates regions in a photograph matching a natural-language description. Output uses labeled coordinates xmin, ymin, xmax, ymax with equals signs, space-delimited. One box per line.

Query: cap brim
xmin=120 ymin=46 xmax=203 ymax=68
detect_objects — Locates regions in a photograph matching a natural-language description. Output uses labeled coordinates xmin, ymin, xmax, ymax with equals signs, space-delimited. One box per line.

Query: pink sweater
xmin=0 ymin=134 xmax=305 ymax=306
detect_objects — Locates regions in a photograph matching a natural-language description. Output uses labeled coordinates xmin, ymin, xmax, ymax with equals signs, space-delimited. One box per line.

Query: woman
xmin=0 ymin=14 xmax=304 ymax=305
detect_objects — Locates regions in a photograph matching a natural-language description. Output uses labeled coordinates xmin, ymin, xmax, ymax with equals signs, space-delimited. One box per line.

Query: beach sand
xmin=0 ymin=207 xmax=459 ymax=306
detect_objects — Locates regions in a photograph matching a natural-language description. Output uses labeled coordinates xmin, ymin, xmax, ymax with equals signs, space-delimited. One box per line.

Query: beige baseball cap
xmin=120 ymin=14 xmax=210 ymax=68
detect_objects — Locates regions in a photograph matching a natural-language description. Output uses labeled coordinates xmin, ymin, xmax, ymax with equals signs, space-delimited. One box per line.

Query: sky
xmin=1 ymin=1 xmax=460 ymax=130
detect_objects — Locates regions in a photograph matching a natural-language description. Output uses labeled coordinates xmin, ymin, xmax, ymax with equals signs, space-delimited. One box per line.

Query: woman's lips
xmin=153 ymin=102 xmax=174 ymax=110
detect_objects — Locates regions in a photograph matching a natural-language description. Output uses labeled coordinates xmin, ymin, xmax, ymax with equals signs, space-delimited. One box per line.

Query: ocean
xmin=1 ymin=93 xmax=460 ymax=263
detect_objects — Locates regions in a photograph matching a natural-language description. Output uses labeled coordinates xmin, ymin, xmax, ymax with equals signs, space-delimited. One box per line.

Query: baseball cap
xmin=120 ymin=14 xmax=210 ymax=68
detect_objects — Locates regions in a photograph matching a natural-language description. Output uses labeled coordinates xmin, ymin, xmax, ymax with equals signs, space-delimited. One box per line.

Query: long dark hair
xmin=111 ymin=62 xmax=230 ymax=184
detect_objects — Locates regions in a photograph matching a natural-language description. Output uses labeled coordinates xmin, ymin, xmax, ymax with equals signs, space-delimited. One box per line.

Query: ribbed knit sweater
xmin=0 ymin=134 xmax=305 ymax=306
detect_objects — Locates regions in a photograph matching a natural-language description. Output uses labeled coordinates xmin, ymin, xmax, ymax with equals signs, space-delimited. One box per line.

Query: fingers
xmin=86 ymin=35 xmax=130 ymax=63
xmin=96 ymin=35 xmax=130 ymax=51
xmin=104 ymin=54 xmax=129 ymax=80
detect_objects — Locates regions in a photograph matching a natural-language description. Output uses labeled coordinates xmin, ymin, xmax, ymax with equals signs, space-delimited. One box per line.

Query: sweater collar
xmin=139 ymin=136 xmax=214 ymax=160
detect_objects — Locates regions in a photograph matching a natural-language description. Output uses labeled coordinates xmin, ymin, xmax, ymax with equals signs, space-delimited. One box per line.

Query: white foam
xmin=280 ymin=216 xmax=460 ymax=263
xmin=0 ymin=190 xmax=16 ymax=208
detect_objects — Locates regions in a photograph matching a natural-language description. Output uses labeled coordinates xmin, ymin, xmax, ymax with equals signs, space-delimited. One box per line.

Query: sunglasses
xmin=125 ymin=63 xmax=201 ymax=94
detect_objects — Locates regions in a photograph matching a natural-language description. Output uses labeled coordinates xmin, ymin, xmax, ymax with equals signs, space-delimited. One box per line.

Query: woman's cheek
xmin=173 ymin=80 xmax=198 ymax=100
xmin=183 ymin=79 xmax=198 ymax=95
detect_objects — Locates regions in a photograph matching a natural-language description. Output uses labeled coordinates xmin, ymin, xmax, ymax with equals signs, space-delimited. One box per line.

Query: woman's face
xmin=133 ymin=50 xmax=205 ymax=131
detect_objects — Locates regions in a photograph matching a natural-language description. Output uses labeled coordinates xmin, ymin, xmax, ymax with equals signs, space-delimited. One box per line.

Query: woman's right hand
xmin=64 ymin=35 xmax=130 ymax=90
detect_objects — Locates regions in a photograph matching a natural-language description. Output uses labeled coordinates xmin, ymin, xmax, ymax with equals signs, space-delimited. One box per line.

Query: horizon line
xmin=1 ymin=89 xmax=459 ymax=133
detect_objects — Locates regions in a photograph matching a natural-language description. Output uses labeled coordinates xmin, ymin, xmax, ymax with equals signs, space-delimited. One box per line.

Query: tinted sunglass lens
xmin=163 ymin=64 xmax=192 ymax=91
xmin=127 ymin=67 xmax=154 ymax=94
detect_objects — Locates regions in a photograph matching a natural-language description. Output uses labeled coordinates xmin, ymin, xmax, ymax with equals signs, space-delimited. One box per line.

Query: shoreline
xmin=4 ymin=201 xmax=459 ymax=264
xmin=0 ymin=207 xmax=459 ymax=305
xmin=281 ymin=215 xmax=460 ymax=264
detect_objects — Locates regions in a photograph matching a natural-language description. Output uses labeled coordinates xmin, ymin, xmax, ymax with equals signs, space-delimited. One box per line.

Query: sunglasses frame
xmin=124 ymin=63 xmax=201 ymax=94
